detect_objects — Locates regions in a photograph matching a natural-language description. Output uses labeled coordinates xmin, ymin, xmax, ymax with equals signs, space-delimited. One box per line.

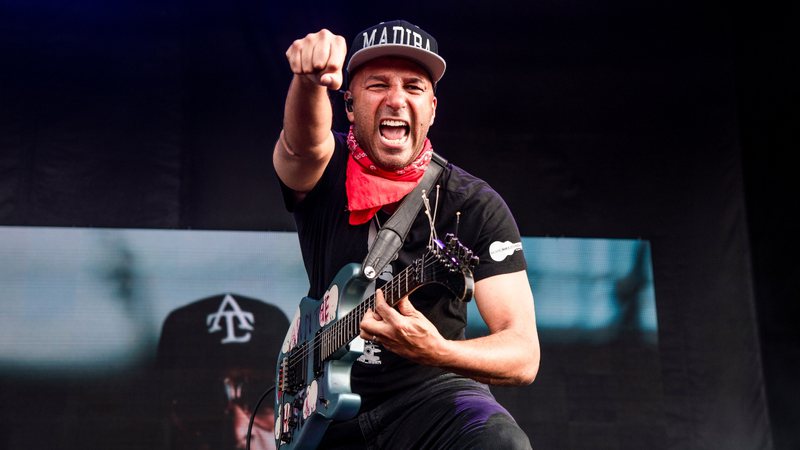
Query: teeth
xmin=381 ymin=119 xmax=408 ymax=127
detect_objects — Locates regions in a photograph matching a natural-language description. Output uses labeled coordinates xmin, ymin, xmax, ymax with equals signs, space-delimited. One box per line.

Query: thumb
xmin=319 ymin=70 xmax=343 ymax=90
xmin=395 ymin=296 xmax=418 ymax=316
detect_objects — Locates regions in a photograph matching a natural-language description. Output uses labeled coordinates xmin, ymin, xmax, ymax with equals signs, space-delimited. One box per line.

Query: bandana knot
xmin=345 ymin=126 xmax=433 ymax=225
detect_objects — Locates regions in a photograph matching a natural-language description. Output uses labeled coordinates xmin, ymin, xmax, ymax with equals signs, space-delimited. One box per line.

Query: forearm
xmin=273 ymin=28 xmax=345 ymax=194
xmin=431 ymin=327 xmax=540 ymax=386
xmin=281 ymin=74 xmax=335 ymax=158
xmin=274 ymin=75 xmax=336 ymax=195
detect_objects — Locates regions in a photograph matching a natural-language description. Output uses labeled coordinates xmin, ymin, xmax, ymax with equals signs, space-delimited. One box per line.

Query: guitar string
xmin=317 ymin=252 xmax=452 ymax=357
xmin=282 ymin=261 xmax=416 ymax=369
xmin=281 ymin=252 xmax=459 ymax=370
xmin=282 ymin=260 xmax=466 ymax=371
xmin=281 ymin=236 xmax=474 ymax=373
xmin=282 ymin=252 xmax=440 ymax=368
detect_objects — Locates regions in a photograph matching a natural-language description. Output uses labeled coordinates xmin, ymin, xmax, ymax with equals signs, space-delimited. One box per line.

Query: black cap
xmin=156 ymin=293 xmax=289 ymax=372
xmin=346 ymin=19 xmax=446 ymax=83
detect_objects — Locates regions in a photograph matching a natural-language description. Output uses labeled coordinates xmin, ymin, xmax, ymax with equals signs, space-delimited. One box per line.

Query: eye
xmin=367 ymin=83 xmax=389 ymax=90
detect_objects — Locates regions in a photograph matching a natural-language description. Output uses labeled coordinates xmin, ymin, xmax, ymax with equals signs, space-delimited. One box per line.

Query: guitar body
xmin=274 ymin=263 xmax=371 ymax=449
xmin=274 ymin=235 xmax=477 ymax=449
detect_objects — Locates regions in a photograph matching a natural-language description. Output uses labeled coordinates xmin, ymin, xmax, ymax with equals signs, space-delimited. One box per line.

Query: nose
xmin=384 ymin=85 xmax=407 ymax=110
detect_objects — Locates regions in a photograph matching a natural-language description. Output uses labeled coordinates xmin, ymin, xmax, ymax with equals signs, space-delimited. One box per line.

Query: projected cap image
xmin=157 ymin=294 xmax=289 ymax=450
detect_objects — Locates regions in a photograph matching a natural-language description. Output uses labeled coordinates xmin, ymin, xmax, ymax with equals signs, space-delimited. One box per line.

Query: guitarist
xmin=273 ymin=19 xmax=540 ymax=449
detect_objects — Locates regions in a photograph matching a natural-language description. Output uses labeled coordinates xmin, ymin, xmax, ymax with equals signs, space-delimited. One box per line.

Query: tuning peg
xmin=470 ymin=255 xmax=480 ymax=269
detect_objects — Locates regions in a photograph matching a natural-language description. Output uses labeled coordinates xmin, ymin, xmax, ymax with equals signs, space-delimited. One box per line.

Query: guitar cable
xmin=245 ymin=384 xmax=276 ymax=450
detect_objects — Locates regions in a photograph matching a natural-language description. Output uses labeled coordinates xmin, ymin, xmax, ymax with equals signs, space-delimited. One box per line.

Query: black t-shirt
xmin=281 ymin=132 xmax=526 ymax=411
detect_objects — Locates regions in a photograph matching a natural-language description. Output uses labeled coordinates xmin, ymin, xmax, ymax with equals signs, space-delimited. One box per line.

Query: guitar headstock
xmin=430 ymin=233 xmax=479 ymax=274
xmin=428 ymin=233 xmax=478 ymax=301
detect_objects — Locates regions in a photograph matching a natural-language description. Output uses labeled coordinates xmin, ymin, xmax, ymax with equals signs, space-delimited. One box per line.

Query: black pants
xmin=319 ymin=373 xmax=532 ymax=450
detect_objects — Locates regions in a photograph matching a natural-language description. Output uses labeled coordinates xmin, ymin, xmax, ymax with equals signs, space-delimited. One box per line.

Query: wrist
xmin=294 ymin=73 xmax=331 ymax=91
xmin=430 ymin=334 xmax=456 ymax=367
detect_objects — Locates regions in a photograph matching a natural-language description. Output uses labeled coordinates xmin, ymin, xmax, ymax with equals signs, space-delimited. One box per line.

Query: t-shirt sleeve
xmin=461 ymin=185 xmax=527 ymax=282
xmin=276 ymin=132 xmax=348 ymax=213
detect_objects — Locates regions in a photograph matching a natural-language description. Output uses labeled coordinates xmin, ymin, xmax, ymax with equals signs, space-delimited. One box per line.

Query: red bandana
xmin=345 ymin=125 xmax=433 ymax=225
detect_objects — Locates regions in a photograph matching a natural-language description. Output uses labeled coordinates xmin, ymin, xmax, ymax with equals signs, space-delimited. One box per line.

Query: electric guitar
xmin=274 ymin=234 xmax=478 ymax=449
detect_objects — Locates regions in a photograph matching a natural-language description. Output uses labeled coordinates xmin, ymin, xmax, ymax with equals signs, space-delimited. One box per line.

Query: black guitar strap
xmin=361 ymin=152 xmax=447 ymax=280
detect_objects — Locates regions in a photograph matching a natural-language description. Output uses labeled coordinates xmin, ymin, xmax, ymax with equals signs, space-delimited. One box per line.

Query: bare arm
xmin=274 ymin=29 xmax=347 ymax=201
xmin=360 ymin=270 xmax=540 ymax=386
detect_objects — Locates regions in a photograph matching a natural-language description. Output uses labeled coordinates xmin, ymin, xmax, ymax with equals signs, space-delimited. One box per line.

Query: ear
xmin=430 ymin=96 xmax=437 ymax=126
xmin=344 ymin=91 xmax=355 ymax=122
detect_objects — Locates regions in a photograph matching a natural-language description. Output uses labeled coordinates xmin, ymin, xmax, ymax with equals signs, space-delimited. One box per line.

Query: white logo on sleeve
xmin=489 ymin=241 xmax=523 ymax=262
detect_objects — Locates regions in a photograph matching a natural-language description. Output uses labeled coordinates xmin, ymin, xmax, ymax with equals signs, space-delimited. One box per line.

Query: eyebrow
xmin=364 ymin=74 xmax=429 ymax=86
xmin=404 ymin=76 xmax=427 ymax=85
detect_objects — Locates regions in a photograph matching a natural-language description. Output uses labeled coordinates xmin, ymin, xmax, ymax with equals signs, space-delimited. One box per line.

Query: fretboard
xmin=315 ymin=255 xmax=427 ymax=364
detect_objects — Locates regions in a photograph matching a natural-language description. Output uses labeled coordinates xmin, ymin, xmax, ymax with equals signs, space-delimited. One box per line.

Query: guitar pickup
xmin=280 ymin=345 xmax=307 ymax=395
xmin=313 ymin=329 xmax=323 ymax=377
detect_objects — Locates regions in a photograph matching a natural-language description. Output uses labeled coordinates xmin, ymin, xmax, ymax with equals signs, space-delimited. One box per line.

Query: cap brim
xmin=347 ymin=44 xmax=446 ymax=83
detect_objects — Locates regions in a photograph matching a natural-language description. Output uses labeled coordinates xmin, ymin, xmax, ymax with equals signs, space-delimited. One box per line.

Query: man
xmin=157 ymin=293 xmax=289 ymax=450
xmin=274 ymin=19 xmax=540 ymax=449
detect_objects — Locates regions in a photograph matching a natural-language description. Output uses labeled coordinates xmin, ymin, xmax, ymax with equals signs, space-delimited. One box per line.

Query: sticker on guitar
xmin=319 ymin=285 xmax=338 ymax=327
xmin=278 ymin=402 xmax=290 ymax=441
xmin=302 ymin=380 xmax=319 ymax=419
xmin=282 ymin=307 xmax=301 ymax=353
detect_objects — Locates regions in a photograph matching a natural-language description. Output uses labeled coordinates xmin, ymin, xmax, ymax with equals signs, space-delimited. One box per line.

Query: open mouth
xmin=379 ymin=119 xmax=409 ymax=144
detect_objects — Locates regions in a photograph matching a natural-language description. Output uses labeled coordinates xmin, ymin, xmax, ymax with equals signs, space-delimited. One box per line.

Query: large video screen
xmin=0 ymin=226 xmax=660 ymax=449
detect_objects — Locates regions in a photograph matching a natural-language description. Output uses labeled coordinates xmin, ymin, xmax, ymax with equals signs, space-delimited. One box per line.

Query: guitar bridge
xmin=279 ymin=345 xmax=307 ymax=395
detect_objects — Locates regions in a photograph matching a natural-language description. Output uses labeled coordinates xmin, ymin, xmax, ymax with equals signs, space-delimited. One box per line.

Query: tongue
xmin=381 ymin=126 xmax=407 ymax=141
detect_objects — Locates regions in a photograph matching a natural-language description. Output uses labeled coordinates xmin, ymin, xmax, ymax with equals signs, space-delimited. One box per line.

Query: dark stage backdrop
xmin=1 ymin=0 xmax=790 ymax=449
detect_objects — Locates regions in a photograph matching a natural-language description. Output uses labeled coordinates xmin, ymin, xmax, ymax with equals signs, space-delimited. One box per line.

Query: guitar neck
xmin=317 ymin=257 xmax=423 ymax=362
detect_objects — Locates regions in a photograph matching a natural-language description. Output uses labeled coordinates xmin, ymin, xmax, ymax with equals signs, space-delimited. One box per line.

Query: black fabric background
xmin=1 ymin=0 xmax=796 ymax=448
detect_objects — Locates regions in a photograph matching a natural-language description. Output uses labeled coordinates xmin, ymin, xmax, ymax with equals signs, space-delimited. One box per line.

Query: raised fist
xmin=285 ymin=29 xmax=347 ymax=90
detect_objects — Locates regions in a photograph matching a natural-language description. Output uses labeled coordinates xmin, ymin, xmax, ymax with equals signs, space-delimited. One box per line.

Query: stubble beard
xmin=352 ymin=124 xmax=428 ymax=172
